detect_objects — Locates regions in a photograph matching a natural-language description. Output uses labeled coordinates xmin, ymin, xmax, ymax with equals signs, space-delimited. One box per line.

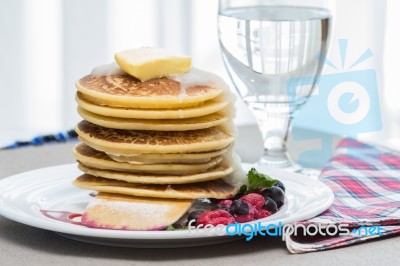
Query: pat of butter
xmin=115 ymin=47 xmax=192 ymax=81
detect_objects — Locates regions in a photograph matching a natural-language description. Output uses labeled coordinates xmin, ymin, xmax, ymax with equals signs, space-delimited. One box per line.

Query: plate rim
xmin=0 ymin=163 xmax=334 ymax=240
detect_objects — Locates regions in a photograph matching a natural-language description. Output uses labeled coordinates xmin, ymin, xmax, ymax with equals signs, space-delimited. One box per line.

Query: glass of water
xmin=218 ymin=0 xmax=331 ymax=171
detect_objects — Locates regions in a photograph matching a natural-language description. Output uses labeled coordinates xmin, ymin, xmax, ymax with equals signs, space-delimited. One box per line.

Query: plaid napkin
xmin=286 ymin=138 xmax=400 ymax=253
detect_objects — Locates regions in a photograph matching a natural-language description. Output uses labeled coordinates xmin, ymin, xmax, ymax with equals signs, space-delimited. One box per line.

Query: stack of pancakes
xmin=72 ymin=64 xmax=241 ymax=230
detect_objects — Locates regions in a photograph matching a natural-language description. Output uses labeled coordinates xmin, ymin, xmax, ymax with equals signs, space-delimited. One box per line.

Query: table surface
xmin=0 ymin=125 xmax=399 ymax=266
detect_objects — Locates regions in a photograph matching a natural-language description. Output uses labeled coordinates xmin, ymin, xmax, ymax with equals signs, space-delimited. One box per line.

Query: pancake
xmin=74 ymin=174 xmax=238 ymax=199
xmin=77 ymin=107 xmax=228 ymax=131
xmin=75 ymin=120 xmax=234 ymax=154
xmin=107 ymin=147 xmax=229 ymax=164
xmin=76 ymin=74 xmax=222 ymax=109
xmin=73 ymin=143 xmax=224 ymax=175
xmin=81 ymin=193 xmax=193 ymax=230
xmin=77 ymin=162 xmax=233 ymax=184
xmin=76 ymin=92 xmax=229 ymax=119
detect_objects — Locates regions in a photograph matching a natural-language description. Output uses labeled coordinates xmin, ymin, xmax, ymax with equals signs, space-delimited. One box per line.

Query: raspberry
xmin=240 ymin=193 xmax=265 ymax=210
xmin=255 ymin=209 xmax=271 ymax=219
xmin=218 ymin=199 xmax=233 ymax=210
xmin=196 ymin=210 xmax=235 ymax=226
xmin=234 ymin=204 xmax=257 ymax=223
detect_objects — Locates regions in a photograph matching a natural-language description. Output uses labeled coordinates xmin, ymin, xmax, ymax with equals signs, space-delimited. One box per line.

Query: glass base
xmin=255 ymin=157 xmax=322 ymax=178
xmin=256 ymin=151 xmax=302 ymax=172
xmin=300 ymin=168 xmax=322 ymax=179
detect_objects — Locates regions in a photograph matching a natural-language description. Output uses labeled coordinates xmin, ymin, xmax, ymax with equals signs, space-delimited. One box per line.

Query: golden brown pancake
xmin=77 ymin=162 xmax=233 ymax=184
xmin=75 ymin=120 xmax=234 ymax=154
xmin=76 ymin=74 xmax=222 ymax=109
xmin=81 ymin=193 xmax=193 ymax=231
xmin=74 ymin=174 xmax=238 ymax=199
xmin=77 ymin=107 xmax=228 ymax=131
xmin=76 ymin=92 xmax=230 ymax=119
xmin=107 ymin=147 xmax=229 ymax=164
xmin=73 ymin=143 xmax=225 ymax=175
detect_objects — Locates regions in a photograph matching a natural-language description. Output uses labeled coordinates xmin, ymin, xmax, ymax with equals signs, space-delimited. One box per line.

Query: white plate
xmin=0 ymin=163 xmax=334 ymax=248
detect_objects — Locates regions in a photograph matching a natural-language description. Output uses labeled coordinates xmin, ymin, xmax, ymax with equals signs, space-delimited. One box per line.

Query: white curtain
xmin=0 ymin=0 xmax=254 ymax=146
xmin=0 ymin=0 xmax=399 ymax=149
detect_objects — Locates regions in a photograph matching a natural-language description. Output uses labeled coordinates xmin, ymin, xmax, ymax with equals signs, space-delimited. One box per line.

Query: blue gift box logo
xmin=287 ymin=39 xmax=382 ymax=167
xmin=290 ymin=69 xmax=381 ymax=135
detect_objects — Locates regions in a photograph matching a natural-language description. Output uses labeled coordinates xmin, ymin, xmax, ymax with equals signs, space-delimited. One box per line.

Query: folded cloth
xmin=286 ymin=139 xmax=400 ymax=253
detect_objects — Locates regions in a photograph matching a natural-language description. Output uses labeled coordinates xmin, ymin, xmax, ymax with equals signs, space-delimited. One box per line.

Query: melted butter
xmin=169 ymin=68 xmax=237 ymax=102
xmin=91 ymin=62 xmax=126 ymax=76
xmin=221 ymin=144 xmax=246 ymax=189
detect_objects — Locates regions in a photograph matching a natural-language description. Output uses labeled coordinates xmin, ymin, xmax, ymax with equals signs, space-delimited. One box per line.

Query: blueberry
xmin=260 ymin=188 xmax=273 ymax=198
xmin=273 ymin=180 xmax=285 ymax=192
xmin=187 ymin=210 xmax=203 ymax=223
xmin=219 ymin=205 xmax=231 ymax=212
xmin=232 ymin=192 xmax=244 ymax=200
xmin=230 ymin=199 xmax=249 ymax=215
xmin=209 ymin=198 xmax=220 ymax=204
xmin=263 ymin=197 xmax=278 ymax=213
xmin=270 ymin=187 xmax=285 ymax=208
xmin=261 ymin=187 xmax=285 ymax=208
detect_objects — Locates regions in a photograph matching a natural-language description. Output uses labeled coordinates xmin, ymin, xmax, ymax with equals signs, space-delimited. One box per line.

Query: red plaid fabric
xmin=286 ymin=139 xmax=400 ymax=253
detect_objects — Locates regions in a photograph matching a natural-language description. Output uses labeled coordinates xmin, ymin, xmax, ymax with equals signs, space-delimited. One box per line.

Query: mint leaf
xmin=166 ymin=225 xmax=175 ymax=231
xmin=239 ymin=184 xmax=248 ymax=193
xmin=243 ymin=168 xmax=277 ymax=193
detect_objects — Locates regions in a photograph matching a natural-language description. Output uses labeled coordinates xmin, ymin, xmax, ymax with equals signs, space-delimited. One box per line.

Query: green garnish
xmin=166 ymin=224 xmax=187 ymax=231
xmin=166 ymin=225 xmax=176 ymax=231
xmin=239 ymin=167 xmax=277 ymax=194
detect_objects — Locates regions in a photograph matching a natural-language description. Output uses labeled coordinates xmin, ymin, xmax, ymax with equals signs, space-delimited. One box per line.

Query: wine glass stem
xmin=254 ymin=109 xmax=300 ymax=171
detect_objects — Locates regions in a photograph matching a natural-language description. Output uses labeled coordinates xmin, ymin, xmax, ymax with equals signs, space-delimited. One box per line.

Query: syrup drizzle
xmin=41 ymin=210 xmax=82 ymax=225
xmin=40 ymin=193 xmax=96 ymax=225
